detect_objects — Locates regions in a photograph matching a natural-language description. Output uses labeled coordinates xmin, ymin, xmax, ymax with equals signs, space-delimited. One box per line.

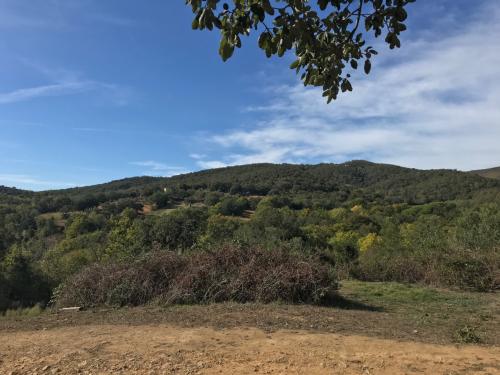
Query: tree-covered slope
xmin=7 ymin=161 xmax=500 ymax=209
xmin=471 ymin=166 xmax=500 ymax=180
xmin=162 ymin=161 xmax=500 ymax=203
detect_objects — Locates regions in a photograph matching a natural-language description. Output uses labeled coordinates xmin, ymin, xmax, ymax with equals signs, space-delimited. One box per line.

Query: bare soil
xmin=1 ymin=324 xmax=499 ymax=375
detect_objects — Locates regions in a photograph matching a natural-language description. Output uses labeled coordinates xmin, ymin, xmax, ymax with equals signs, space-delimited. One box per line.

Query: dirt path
xmin=1 ymin=325 xmax=499 ymax=375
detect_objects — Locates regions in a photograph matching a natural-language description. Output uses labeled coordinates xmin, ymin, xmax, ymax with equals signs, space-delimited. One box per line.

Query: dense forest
xmin=1 ymin=161 xmax=499 ymax=311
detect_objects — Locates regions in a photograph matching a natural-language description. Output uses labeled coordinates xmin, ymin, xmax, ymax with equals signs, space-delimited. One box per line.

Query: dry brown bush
xmin=57 ymin=246 xmax=337 ymax=308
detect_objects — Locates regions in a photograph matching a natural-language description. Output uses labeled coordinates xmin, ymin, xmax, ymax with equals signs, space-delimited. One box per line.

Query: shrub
xmin=455 ymin=325 xmax=482 ymax=344
xmin=436 ymin=248 xmax=499 ymax=292
xmin=2 ymin=253 xmax=52 ymax=309
xmin=214 ymin=197 xmax=249 ymax=216
xmin=200 ymin=215 xmax=241 ymax=245
xmin=0 ymin=273 xmax=9 ymax=311
xmin=56 ymin=251 xmax=185 ymax=308
xmin=2 ymin=304 xmax=43 ymax=318
xmin=165 ymin=246 xmax=336 ymax=304
xmin=151 ymin=208 xmax=208 ymax=250
xmin=357 ymin=246 xmax=500 ymax=292
xmin=356 ymin=252 xmax=428 ymax=284
xmin=57 ymin=246 xmax=337 ymax=308
xmin=150 ymin=192 xmax=171 ymax=209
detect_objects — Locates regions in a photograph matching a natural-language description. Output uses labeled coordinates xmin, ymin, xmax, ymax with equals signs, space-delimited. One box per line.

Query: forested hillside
xmin=471 ymin=166 xmax=500 ymax=180
xmin=1 ymin=161 xmax=499 ymax=311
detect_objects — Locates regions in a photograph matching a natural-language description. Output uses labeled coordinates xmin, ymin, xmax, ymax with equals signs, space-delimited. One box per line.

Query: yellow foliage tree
xmin=358 ymin=233 xmax=381 ymax=253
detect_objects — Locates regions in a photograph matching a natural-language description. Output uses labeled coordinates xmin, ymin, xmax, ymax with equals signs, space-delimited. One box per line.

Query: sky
xmin=0 ymin=0 xmax=499 ymax=190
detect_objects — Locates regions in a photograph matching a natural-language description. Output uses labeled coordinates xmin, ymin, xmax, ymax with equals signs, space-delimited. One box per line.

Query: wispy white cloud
xmin=0 ymin=0 xmax=136 ymax=30
xmin=189 ymin=153 xmax=207 ymax=160
xmin=88 ymin=13 xmax=136 ymax=27
xmin=196 ymin=160 xmax=228 ymax=169
xmin=0 ymin=82 xmax=90 ymax=104
xmin=0 ymin=80 xmax=132 ymax=106
xmin=0 ymin=3 xmax=61 ymax=29
xmin=0 ymin=174 xmax=75 ymax=190
xmin=130 ymin=161 xmax=189 ymax=177
xmin=189 ymin=153 xmax=227 ymax=169
xmin=194 ymin=1 xmax=500 ymax=171
xmin=72 ymin=127 xmax=113 ymax=133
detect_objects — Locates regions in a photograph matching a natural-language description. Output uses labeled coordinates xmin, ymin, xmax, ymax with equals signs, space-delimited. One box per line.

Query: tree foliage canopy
xmin=187 ymin=0 xmax=415 ymax=102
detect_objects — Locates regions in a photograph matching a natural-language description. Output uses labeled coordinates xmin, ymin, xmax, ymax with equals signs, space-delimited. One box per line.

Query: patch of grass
xmin=38 ymin=212 xmax=63 ymax=220
xmin=147 ymin=208 xmax=177 ymax=216
xmin=2 ymin=304 xmax=44 ymax=318
xmin=147 ymin=203 xmax=207 ymax=216
xmin=340 ymin=280 xmax=485 ymax=311
xmin=339 ymin=280 xmax=499 ymax=344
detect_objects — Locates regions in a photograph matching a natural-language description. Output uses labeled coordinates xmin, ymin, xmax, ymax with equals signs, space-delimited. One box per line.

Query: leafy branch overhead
xmin=187 ymin=0 xmax=414 ymax=102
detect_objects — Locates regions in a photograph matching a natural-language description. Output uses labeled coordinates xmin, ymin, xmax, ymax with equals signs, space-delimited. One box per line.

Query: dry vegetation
xmin=56 ymin=246 xmax=337 ymax=308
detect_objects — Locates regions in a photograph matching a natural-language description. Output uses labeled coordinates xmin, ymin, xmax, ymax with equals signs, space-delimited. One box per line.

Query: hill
xmin=0 ymin=185 xmax=32 ymax=195
xmin=470 ymin=166 xmax=500 ymax=180
xmin=26 ymin=161 xmax=500 ymax=208
xmin=163 ymin=161 xmax=500 ymax=203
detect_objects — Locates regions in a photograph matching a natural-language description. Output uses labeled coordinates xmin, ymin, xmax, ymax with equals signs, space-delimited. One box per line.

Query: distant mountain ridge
xmin=2 ymin=162 xmax=500 ymax=206
xmin=2 ymin=161 xmax=497 ymax=208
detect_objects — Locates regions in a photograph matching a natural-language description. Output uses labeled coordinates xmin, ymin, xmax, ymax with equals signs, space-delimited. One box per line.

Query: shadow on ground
xmin=321 ymin=294 xmax=383 ymax=311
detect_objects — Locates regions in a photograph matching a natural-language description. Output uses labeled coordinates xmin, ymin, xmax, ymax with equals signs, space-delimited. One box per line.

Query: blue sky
xmin=1 ymin=0 xmax=499 ymax=190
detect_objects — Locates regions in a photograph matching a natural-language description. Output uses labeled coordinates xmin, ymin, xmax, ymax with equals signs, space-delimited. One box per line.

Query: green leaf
xmin=191 ymin=18 xmax=199 ymax=30
xmin=219 ymin=38 xmax=234 ymax=62
xmin=364 ymin=59 xmax=372 ymax=74
xmin=290 ymin=59 xmax=300 ymax=69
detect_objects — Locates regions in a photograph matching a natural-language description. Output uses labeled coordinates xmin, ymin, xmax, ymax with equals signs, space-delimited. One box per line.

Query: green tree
xmin=105 ymin=209 xmax=149 ymax=261
xmin=0 ymin=272 xmax=9 ymax=311
xmin=151 ymin=191 xmax=171 ymax=209
xmin=42 ymin=231 xmax=106 ymax=282
xmin=453 ymin=204 xmax=500 ymax=250
xmin=65 ymin=212 xmax=104 ymax=239
xmin=2 ymin=247 xmax=51 ymax=308
xmin=214 ymin=196 xmax=249 ymax=216
xmin=328 ymin=230 xmax=360 ymax=263
xmin=151 ymin=208 xmax=208 ymax=251
xmin=200 ymin=214 xmax=241 ymax=244
xmin=187 ymin=0 xmax=414 ymax=102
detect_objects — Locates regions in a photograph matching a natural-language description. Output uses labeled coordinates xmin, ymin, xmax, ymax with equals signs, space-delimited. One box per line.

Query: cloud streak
xmin=0 ymin=0 xmax=136 ymax=30
xmin=194 ymin=1 xmax=500 ymax=171
xmin=0 ymin=82 xmax=90 ymax=104
xmin=0 ymin=174 xmax=75 ymax=190
xmin=130 ymin=161 xmax=189 ymax=177
xmin=0 ymin=80 xmax=131 ymax=106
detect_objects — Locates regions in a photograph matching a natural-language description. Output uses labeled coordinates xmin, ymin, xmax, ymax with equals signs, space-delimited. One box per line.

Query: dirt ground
xmin=1 ymin=282 xmax=499 ymax=374
xmin=1 ymin=324 xmax=499 ymax=375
